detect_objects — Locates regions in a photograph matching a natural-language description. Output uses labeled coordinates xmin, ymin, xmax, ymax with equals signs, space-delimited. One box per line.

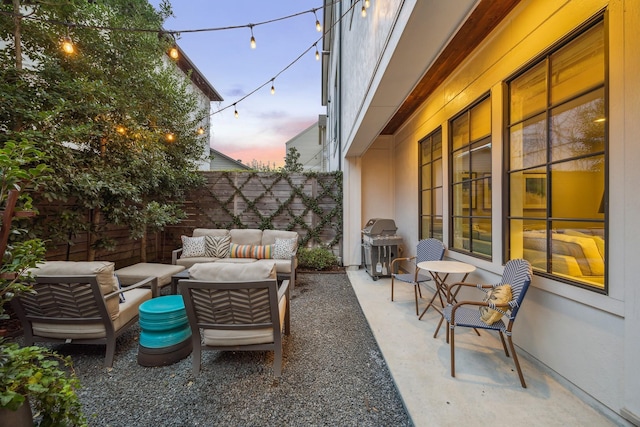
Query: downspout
xmin=338 ymin=11 xmax=342 ymax=172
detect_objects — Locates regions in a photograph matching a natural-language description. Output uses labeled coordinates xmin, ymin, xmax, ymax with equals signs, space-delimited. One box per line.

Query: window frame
xmin=418 ymin=128 xmax=443 ymax=240
xmin=505 ymin=14 xmax=609 ymax=294
xmin=448 ymin=94 xmax=492 ymax=259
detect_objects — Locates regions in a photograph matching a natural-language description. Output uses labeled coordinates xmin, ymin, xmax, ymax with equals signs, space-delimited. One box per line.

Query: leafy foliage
xmin=0 ymin=140 xmax=49 ymax=320
xmin=0 ymin=343 xmax=86 ymax=426
xmin=282 ymin=147 xmax=304 ymax=172
xmin=297 ymin=247 xmax=339 ymax=271
xmin=0 ymin=0 xmax=206 ymax=258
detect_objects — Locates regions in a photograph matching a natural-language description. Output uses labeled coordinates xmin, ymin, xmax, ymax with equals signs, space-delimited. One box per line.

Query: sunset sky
xmin=149 ymin=0 xmax=326 ymax=168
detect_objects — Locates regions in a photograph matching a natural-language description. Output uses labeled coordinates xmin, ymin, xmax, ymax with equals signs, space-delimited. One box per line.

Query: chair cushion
xmin=115 ymin=263 xmax=185 ymax=287
xmin=189 ymin=261 xmax=276 ymax=282
xmin=479 ymin=285 xmax=512 ymax=325
xmin=181 ymin=235 xmax=206 ymax=257
xmin=204 ymin=235 xmax=231 ymax=258
xmin=31 ymin=261 xmax=120 ymax=321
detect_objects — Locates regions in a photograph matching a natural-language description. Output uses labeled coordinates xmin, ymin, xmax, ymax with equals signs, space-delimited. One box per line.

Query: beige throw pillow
xmin=479 ymin=284 xmax=512 ymax=325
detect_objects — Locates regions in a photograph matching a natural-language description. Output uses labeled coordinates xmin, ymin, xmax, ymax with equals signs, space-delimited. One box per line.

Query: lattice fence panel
xmin=160 ymin=171 xmax=343 ymax=263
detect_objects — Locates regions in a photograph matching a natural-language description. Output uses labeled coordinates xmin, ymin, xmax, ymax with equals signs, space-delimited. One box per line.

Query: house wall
xmin=164 ymin=56 xmax=212 ymax=171
xmin=339 ymin=0 xmax=640 ymax=422
xmin=285 ymin=121 xmax=324 ymax=171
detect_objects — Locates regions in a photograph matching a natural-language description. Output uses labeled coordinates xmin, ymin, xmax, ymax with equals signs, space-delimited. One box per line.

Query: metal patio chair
xmin=443 ymin=259 xmax=533 ymax=387
xmin=390 ymin=238 xmax=446 ymax=315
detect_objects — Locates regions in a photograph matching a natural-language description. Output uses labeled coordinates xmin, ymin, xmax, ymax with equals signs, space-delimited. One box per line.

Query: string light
xmin=234 ymin=104 xmax=239 ymax=118
xmin=249 ymin=25 xmax=256 ymax=49
xmin=315 ymin=44 xmax=320 ymax=61
xmin=61 ymin=35 xmax=75 ymax=54
xmin=365 ymin=0 xmax=371 ymax=8
xmin=270 ymin=79 xmax=275 ymax=95
xmin=197 ymin=126 xmax=205 ymax=135
xmin=313 ymin=9 xmax=322 ymax=32
xmin=116 ymin=125 xmax=126 ymax=134
xmin=361 ymin=4 xmax=367 ymax=18
xmin=211 ymin=0 xmax=363 ymax=117
xmin=165 ymin=133 xmax=175 ymax=142
xmin=168 ymin=46 xmax=179 ymax=59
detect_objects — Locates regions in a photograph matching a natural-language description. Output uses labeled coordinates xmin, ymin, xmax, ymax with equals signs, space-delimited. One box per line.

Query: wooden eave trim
xmin=380 ymin=0 xmax=521 ymax=135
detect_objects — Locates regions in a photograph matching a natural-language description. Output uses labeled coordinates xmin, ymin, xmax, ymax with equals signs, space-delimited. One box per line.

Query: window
xmin=419 ymin=129 xmax=443 ymax=240
xmin=450 ymin=96 xmax=492 ymax=257
xmin=507 ymin=19 xmax=606 ymax=292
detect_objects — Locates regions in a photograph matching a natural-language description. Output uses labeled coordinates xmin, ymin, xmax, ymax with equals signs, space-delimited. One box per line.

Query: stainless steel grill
xmin=361 ymin=218 xmax=403 ymax=280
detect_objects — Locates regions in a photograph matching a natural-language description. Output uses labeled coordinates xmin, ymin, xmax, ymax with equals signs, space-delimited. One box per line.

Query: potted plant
xmin=0 ymin=140 xmax=86 ymax=426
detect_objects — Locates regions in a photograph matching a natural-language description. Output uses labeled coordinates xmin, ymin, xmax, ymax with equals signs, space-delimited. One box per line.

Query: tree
xmin=282 ymin=147 xmax=304 ymax=172
xmin=0 ymin=0 xmax=207 ymax=260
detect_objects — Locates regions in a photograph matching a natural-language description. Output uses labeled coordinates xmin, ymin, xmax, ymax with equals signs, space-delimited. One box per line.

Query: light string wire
xmin=211 ymin=0 xmax=360 ymax=118
xmin=0 ymin=2 xmax=341 ymax=34
xmin=1 ymin=0 xmax=361 ymax=124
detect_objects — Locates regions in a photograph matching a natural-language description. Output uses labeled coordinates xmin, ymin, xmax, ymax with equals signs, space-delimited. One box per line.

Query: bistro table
xmin=416 ymin=260 xmax=476 ymax=337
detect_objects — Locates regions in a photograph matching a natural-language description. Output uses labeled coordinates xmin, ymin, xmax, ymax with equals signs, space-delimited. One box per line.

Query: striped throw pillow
xmin=229 ymin=243 xmax=254 ymax=258
xmin=251 ymin=245 xmax=273 ymax=259
xmin=205 ymin=235 xmax=231 ymax=258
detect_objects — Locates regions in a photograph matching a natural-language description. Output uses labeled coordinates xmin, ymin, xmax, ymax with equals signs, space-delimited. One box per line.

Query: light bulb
xmin=234 ymin=107 xmax=239 ymax=118
xmin=197 ymin=127 xmax=205 ymax=135
xmin=116 ymin=126 xmax=126 ymax=135
xmin=365 ymin=0 xmax=370 ymax=8
xmin=361 ymin=6 xmax=367 ymax=17
xmin=61 ymin=36 xmax=74 ymax=54
xmin=316 ymin=20 xmax=322 ymax=32
xmin=315 ymin=48 xmax=320 ymax=61
xmin=250 ymin=36 xmax=256 ymax=49
xmin=165 ymin=133 xmax=175 ymax=142
xmin=168 ymin=47 xmax=179 ymax=59
xmin=271 ymin=84 xmax=275 ymax=95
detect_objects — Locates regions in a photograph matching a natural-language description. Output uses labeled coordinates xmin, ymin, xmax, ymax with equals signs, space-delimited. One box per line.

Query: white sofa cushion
xmin=229 ymin=229 xmax=263 ymax=245
xmin=192 ymin=228 xmax=230 ymax=238
xmin=262 ymin=229 xmax=298 ymax=245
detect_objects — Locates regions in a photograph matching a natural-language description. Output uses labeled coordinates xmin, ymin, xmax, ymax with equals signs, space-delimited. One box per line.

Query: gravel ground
xmin=30 ymin=272 xmax=413 ymax=427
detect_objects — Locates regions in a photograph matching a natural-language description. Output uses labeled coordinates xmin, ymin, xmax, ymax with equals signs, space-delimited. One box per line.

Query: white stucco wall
xmin=331 ymin=0 xmax=640 ymax=422
xmin=386 ymin=0 xmax=636 ymax=420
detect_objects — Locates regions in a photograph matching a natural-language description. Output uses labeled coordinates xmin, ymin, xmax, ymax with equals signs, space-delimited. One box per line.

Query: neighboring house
xmin=169 ymin=45 xmax=223 ymax=171
xmin=209 ymin=148 xmax=251 ymax=171
xmin=285 ymin=115 xmax=327 ymax=171
xmin=322 ymin=0 xmax=639 ymax=424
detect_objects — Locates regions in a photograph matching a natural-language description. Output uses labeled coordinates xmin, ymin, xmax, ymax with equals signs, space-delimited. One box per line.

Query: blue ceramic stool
xmin=137 ymin=295 xmax=192 ymax=366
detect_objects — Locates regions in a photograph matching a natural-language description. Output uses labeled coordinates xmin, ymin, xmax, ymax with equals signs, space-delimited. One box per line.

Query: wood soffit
xmin=380 ymin=0 xmax=521 ymax=135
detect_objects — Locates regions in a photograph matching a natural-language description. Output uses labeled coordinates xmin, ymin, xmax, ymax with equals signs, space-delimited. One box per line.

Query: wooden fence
xmin=41 ymin=171 xmax=343 ymax=267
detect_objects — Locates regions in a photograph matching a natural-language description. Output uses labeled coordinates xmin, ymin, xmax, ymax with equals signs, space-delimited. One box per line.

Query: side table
xmin=137 ymin=295 xmax=192 ymax=367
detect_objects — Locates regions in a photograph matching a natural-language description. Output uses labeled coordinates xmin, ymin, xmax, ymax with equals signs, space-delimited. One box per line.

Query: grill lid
xmin=362 ymin=218 xmax=397 ymax=236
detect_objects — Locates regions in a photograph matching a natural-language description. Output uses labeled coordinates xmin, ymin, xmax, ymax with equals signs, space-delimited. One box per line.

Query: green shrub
xmin=297 ymin=247 xmax=339 ymax=271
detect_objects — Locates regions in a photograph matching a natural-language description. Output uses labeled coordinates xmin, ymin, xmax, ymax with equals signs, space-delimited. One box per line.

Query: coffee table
xmin=417 ymin=260 xmax=476 ymax=337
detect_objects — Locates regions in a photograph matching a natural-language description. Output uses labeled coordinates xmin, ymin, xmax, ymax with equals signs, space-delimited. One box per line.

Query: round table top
xmin=417 ymin=260 xmax=476 ymax=274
